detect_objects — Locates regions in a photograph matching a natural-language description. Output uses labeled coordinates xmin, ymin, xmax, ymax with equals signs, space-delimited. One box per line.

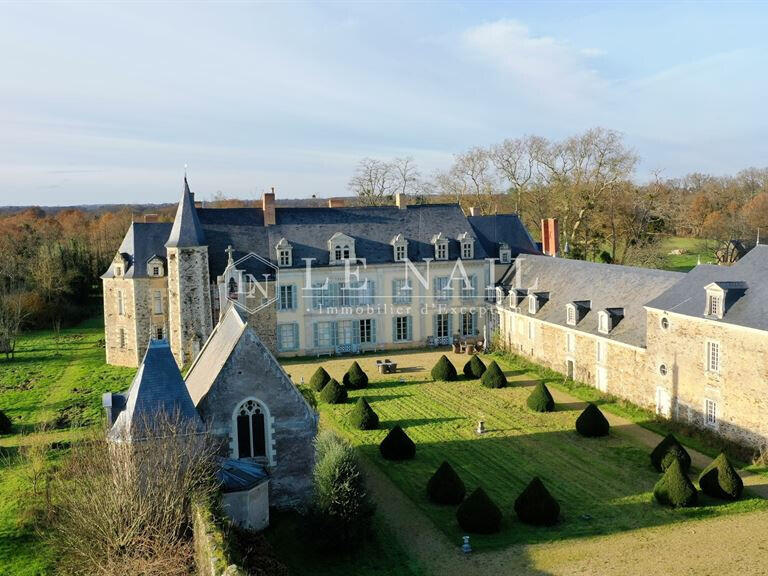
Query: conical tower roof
xmin=166 ymin=176 xmax=206 ymax=248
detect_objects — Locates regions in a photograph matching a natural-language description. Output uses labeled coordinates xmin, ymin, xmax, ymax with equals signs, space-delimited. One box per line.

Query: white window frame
xmin=394 ymin=316 xmax=411 ymax=342
xmin=394 ymin=243 xmax=406 ymax=262
xmin=499 ymin=248 xmax=511 ymax=264
xmin=279 ymin=285 xmax=295 ymax=311
xmin=461 ymin=241 xmax=473 ymax=259
xmin=359 ymin=319 xmax=374 ymax=344
xmin=277 ymin=323 xmax=299 ymax=351
xmin=528 ymin=295 xmax=537 ymax=314
xmin=278 ymin=250 xmax=291 ymax=267
xmin=707 ymin=293 xmax=722 ymax=317
xmin=435 ymin=241 xmax=448 ymax=260
xmin=598 ymin=311 xmax=609 ymax=334
xmin=706 ymin=340 xmax=721 ymax=373
xmin=153 ymin=290 xmax=163 ymax=314
xmin=704 ymin=398 xmax=718 ymax=428
xmin=566 ymin=304 xmax=576 ymax=326
xmin=232 ymin=398 xmax=274 ymax=465
xmin=596 ymin=340 xmax=606 ymax=363
xmin=565 ymin=332 xmax=574 ymax=353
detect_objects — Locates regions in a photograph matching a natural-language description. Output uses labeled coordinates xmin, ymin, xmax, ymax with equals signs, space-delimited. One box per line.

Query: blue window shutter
xmin=353 ymin=320 xmax=361 ymax=344
xmin=433 ymin=313 xmax=438 ymax=337
xmin=391 ymin=279 xmax=397 ymax=304
xmin=291 ymin=285 xmax=297 ymax=310
xmin=448 ymin=313 xmax=453 ymax=337
xmin=392 ymin=317 xmax=398 ymax=342
xmin=331 ymin=321 xmax=338 ymax=346
xmin=369 ymin=280 xmax=375 ymax=303
xmin=406 ymin=317 xmax=412 ymax=341
xmin=371 ymin=319 xmax=377 ymax=343
xmin=471 ymin=312 xmax=476 ymax=334
xmin=313 ymin=322 xmax=319 ymax=348
xmin=293 ymin=323 xmax=299 ymax=350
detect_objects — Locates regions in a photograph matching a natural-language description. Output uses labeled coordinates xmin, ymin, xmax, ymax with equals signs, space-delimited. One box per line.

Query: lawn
xmin=282 ymin=349 xmax=767 ymax=551
xmin=659 ymin=236 xmax=713 ymax=272
xmin=0 ymin=317 xmax=135 ymax=576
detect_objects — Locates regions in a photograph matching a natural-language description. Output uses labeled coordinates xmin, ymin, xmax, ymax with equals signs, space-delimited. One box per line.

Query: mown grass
xmin=283 ymin=350 xmax=768 ymax=552
xmin=0 ymin=317 xmax=135 ymax=576
xmin=659 ymin=236 xmax=713 ymax=272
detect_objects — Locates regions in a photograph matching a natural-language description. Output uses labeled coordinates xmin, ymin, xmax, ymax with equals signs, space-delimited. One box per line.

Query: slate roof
xmin=101 ymin=222 xmax=172 ymax=279
xmin=509 ymin=255 xmax=684 ymax=347
xmin=467 ymin=214 xmax=540 ymax=258
xmin=109 ymin=339 xmax=203 ymax=441
xmin=216 ymin=458 xmax=269 ymax=493
xmin=646 ymin=244 xmax=768 ymax=332
xmin=166 ymin=177 xmax=206 ymax=248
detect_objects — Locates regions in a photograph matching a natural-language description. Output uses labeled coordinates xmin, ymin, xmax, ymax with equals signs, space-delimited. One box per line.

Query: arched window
xmin=228 ymin=277 xmax=238 ymax=298
xmin=342 ymin=245 xmax=350 ymax=259
xmin=235 ymin=399 xmax=268 ymax=459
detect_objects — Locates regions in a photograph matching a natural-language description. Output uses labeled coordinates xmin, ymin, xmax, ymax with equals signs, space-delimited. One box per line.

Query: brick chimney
xmin=396 ymin=192 xmax=407 ymax=209
xmin=468 ymin=206 xmax=477 ymax=217
xmin=328 ymin=197 xmax=345 ymax=208
xmin=541 ymin=218 xmax=559 ymax=257
xmin=143 ymin=213 xmax=158 ymax=223
xmin=263 ymin=187 xmax=276 ymax=226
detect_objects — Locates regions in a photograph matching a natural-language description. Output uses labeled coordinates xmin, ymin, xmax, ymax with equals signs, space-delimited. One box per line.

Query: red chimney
xmin=541 ymin=218 xmax=559 ymax=257
xmin=263 ymin=187 xmax=276 ymax=226
xmin=328 ymin=197 xmax=345 ymax=208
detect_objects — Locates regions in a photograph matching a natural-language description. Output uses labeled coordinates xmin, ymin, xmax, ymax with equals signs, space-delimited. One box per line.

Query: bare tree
xmin=391 ymin=157 xmax=421 ymax=196
xmin=437 ymin=147 xmax=499 ymax=214
xmin=491 ymin=136 xmax=539 ymax=217
xmin=348 ymin=158 xmax=397 ymax=206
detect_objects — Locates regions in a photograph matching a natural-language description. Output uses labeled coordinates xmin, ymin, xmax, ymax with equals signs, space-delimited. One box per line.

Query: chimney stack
xmin=263 ymin=187 xmax=276 ymax=226
xmin=143 ymin=213 xmax=158 ymax=223
xmin=328 ymin=197 xmax=345 ymax=208
xmin=468 ymin=206 xmax=477 ymax=217
xmin=396 ymin=192 xmax=407 ymax=210
xmin=541 ymin=218 xmax=559 ymax=257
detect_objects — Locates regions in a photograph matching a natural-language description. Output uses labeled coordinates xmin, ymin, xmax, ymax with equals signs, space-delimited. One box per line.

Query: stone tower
xmin=165 ymin=177 xmax=213 ymax=367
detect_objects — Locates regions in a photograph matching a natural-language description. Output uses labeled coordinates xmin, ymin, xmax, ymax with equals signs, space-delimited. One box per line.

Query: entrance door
xmin=566 ymin=360 xmax=575 ymax=380
xmin=655 ymin=386 xmax=671 ymax=418
xmin=596 ymin=366 xmax=608 ymax=392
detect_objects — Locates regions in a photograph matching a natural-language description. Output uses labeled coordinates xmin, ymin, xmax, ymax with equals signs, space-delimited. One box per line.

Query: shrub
xmin=653 ymin=458 xmax=698 ymax=508
xmin=650 ymin=434 xmax=691 ymax=473
xmin=319 ymin=379 xmax=347 ymax=404
xmin=0 ymin=410 xmax=11 ymax=435
xmin=348 ymin=397 xmax=379 ymax=430
xmin=514 ymin=477 xmax=560 ymax=526
xmin=463 ymin=355 xmax=486 ymax=379
xmin=426 ymin=461 xmax=466 ymax=505
xmin=431 ymin=355 xmax=458 ymax=381
xmin=526 ymin=382 xmax=554 ymax=412
xmin=480 ymin=361 xmax=507 ymax=389
xmin=575 ymin=403 xmax=609 ymax=437
xmin=312 ymin=430 xmax=375 ymax=547
xmin=379 ymin=425 xmax=416 ymax=461
xmin=342 ymin=361 xmax=369 ymax=390
xmin=309 ymin=367 xmax=331 ymax=392
xmin=699 ymin=453 xmax=743 ymax=500
xmin=456 ymin=487 xmax=502 ymax=534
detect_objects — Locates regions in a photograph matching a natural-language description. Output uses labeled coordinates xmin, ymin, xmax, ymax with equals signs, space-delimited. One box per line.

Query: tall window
xmin=342 ymin=245 xmax=350 ymax=259
xmin=228 ymin=277 xmax=238 ymax=298
xmin=395 ymin=244 xmax=406 ymax=261
xmin=596 ymin=340 xmax=606 ymax=363
xmin=705 ymin=398 xmax=717 ymax=427
xmin=117 ymin=290 xmax=124 ymax=315
xmin=394 ymin=316 xmax=411 ymax=342
xmin=335 ymin=246 xmax=342 ymax=261
xmin=528 ymin=296 xmax=537 ymax=314
xmin=279 ymin=285 xmax=295 ymax=310
xmin=359 ymin=319 xmax=374 ymax=343
xmin=156 ymin=327 xmax=164 ymax=340
xmin=707 ymin=294 xmax=722 ymax=317
xmin=236 ymin=399 xmax=267 ymax=459
xmin=434 ymin=276 xmax=451 ymax=301
xmin=119 ymin=328 xmax=126 ymax=349
xmin=528 ymin=320 xmax=534 ymax=341
xmin=707 ymin=341 xmax=720 ymax=373
xmin=314 ymin=322 xmax=334 ymax=348
xmin=598 ymin=312 xmax=609 ymax=334
xmin=566 ymin=306 xmax=576 ymax=326
xmin=435 ymin=313 xmax=449 ymax=339
xmin=565 ymin=332 xmax=574 ymax=353
xmin=461 ymin=312 xmax=475 ymax=336
xmin=460 ymin=275 xmax=477 ymax=301
xmin=277 ymin=323 xmax=299 ymax=351
xmin=393 ymin=279 xmax=411 ymax=304
xmin=153 ymin=290 xmax=163 ymax=314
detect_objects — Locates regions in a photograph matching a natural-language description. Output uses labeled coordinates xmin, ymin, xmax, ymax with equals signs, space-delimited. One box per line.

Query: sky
xmin=1 ymin=1 xmax=767 ymax=206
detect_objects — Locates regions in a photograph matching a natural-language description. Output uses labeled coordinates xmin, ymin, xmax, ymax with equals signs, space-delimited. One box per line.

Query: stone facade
xmin=103 ymin=276 xmax=140 ymax=366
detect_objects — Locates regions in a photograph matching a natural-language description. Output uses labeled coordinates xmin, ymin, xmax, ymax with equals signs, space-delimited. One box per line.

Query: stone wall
xmin=103 ymin=277 xmax=139 ymax=367
xmin=192 ymin=500 xmax=245 ymax=576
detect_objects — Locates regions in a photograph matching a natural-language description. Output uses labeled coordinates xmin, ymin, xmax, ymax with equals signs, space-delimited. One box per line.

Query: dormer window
xmin=528 ymin=295 xmax=538 ymax=314
xmin=431 ymin=233 xmax=449 ymax=261
xmin=598 ymin=311 xmax=609 ymax=334
xmin=275 ymin=238 xmax=293 ymax=268
xmin=499 ymin=243 xmax=511 ymax=264
xmin=115 ymin=266 xmax=122 ymax=277
xmin=566 ymin=304 xmax=576 ymax=326
xmin=566 ymin=300 xmax=590 ymax=326
xmin=147 ymin=256 xmax=164 ymax=277
xmin=391 ymin=234 xmax=408 ymax=262
xmin=457 ymin=232 xmax=474 ymax=260
xmin=328 ymin=232 xmax=355 ymax=265
xmin=112 ymin=251 xmax=128 ymax=278
xmin=703 ymin=282 xmax=747 ymax=319
xmin=707 ymin=293 xmax=722 ymax=318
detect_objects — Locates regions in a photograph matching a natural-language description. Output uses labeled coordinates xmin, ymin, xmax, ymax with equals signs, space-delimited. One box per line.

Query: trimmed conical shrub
xmin=575 ymin=403 xmax=609 ymax=437
xmin=514 ymin=477 xmax=560 ymax=526
xmin=379 ymin=425 xmax=416 ymax=460
xmin=699 ymin=453 xmax=743 ymax=500
xmin=343 ymin=361 xmax=369 ymax=390
xmin=463 ymin=355 xmax=486 ymax=379
xmin=348 ymin=397 xmax=379 ymax=430
xmin=319 ymin=379 xmax=347 ymax=404
xmin=526 ymin=382 xmax=555 ymax=412
xmin=431 ymin=355 xmax=457 ymax=381
xmin=456 ymin=487 xmax=502 ymax=534
xmin=0 ymin=410 xmax=11 ymax=435
xmin=426 ymin=461 xmax=466 ymax=505
xmin=650 ymin=434 xmax=691 ymax=473
xmin=653 ymin=458 xmax=698 ymax=507
xmin=480 ymin=361 xmax=507 ymax=389
xmin=310 ymin=367 xmax=331 ymax=392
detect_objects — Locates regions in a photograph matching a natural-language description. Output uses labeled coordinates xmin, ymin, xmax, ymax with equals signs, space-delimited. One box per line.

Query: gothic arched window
xmin=228 ymin=277 xmax=238 ymax=298
xmin=235 ymin=399 xmax=267 ymax=459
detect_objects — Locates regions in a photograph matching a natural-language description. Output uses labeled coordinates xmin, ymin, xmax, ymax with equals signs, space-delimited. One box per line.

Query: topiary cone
xmin=699 ymin=452 xmax=743 ymax=500
xmin=456 ymin=487 xmax=502 ymax=534
xmin=319 ymin=378 xmax=347 ymax=404
xmin=0 ymin=410 xmax=11 ymax=435
xmin=480 ymin=361 xmax=507 ymax=389
xmin=309 ymin=367 xmax=331 ymax=392
xmin=379 ymin=425 xmax=416 ymax=460
xmin=348 ymin=397 xmax=379 ymax=430
xmin=575 ymin=403 xmax=609 ymax=437
xmin=514 ymin=476 xmax=560 ymax=526
xmin=653 ymin=458 xmax=698 ymax=508
xmin=463 ymin=355 xmax=486 ymax=379
xmin=431 ymin=355 xmax=458 ymax=381
xmin=650 ymin=434 xmax=691 ymax=473
xmin=526 ymin=382 xmax=555 ymax=412
xmin=426 ymin=461 xmax=466 ymax=505
xmin=343 ymin=361 xmax=369 ymax=390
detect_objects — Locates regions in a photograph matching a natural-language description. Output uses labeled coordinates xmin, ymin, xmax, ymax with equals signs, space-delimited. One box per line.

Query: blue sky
xmin=1 ymin=2 xmax=767 ymax=206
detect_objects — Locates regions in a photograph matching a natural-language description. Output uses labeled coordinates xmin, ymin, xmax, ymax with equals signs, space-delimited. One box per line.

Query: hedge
xmin=426 ymin=461 xmax=466 ymax=505
xmin=431 ymin=355 xmax=458 ymax=381
xmin=699 ymin=452 xmax=743 ymax=500
xmin=343 ymin=361 xmax=369 ymax=390
xmin=463 ymin=355 xmax=486 ymax=379
xmin=309 ymin=367 xmax=331 ymax=392
xmin=348 ymin=397 xmax=379 ymax=430
xmin=526 ymin=382 xmax=555 ymax=412
xmin=480 ymin=361 xmax=507 ymax=389
xmin=575 ymin=403 xmax=609 ymax=437
xmin=456 ymin=487 xmax=502 ymax=534
xmin=514 ymin=477 xmax=560 ymax=526
xmin=379 ymin=425 xmax=416 ymax=461
xmin=319 ymin=379 xmax=347 ymax=404
xmin=653 ymin=458 xmax=698 ymax=508
xmin=650 ymin=434 xmax=691 ymax=473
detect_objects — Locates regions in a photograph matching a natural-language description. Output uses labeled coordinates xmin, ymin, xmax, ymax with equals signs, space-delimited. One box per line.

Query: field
xmin=282 ymin=350 xmax=767 ymax=552
xmin=659 ymin=236 xmax=713 ymax=272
